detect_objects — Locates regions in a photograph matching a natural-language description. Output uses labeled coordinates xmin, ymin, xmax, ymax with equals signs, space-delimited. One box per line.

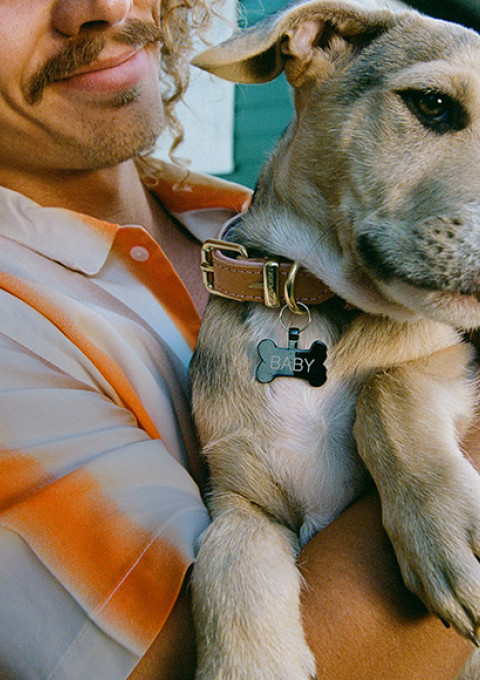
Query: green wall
xmin=217 ymin=1 xmax=294 ymax=188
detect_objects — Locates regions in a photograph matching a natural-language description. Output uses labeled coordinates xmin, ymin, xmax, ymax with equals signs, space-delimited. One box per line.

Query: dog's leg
xmin=458 ymin=650 xmax=480 ymax=679
xmin=190 ymin=299 xmax=319 ymax=679
xmin=192 ymin=488 xmax=316 ymax=680
xmin=354 ymin=343 xmax=480 ymax=641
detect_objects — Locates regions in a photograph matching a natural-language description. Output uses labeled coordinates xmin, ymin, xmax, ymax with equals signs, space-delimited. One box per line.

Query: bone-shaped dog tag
xmin=256 ymin=328 xmax=327 ymax=387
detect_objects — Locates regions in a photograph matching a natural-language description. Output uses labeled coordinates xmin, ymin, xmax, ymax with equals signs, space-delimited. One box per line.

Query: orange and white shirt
xmin=0 ymin=162 xmax=252 ymax=680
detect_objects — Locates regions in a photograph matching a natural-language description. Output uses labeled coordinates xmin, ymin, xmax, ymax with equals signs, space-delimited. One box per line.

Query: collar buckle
xmin=201 ymin=239 xmax=248 ymax=300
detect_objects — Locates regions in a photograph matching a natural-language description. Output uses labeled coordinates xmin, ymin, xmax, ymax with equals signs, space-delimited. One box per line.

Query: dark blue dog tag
xmin=256 ymin=328 xmax=327 ymax=387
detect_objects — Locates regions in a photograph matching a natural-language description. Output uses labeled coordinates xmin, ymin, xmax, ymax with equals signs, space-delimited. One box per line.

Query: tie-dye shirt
xmin=0 ymin=161 xmax=252 ymax=680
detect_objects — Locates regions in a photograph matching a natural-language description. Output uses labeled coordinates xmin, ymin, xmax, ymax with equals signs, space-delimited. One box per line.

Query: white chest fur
xmin=264 ymin=373 xmax=369 ymax=546
xmin=247 ymin=305 xmax=370 ymax=546
xmin=246 ymin=303 xmax=465 ymax=546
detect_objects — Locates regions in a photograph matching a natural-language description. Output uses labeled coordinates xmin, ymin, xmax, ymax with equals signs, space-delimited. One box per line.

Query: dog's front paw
xmin=384 ymin=460 xmax=480 ymax=643
xmin=195 ymin=643 xmax=316 ymax=680
xmin=193 ymin=505 xmax=318 ymax=680
xmin=194 ymin=600 xmax=317 ymax=680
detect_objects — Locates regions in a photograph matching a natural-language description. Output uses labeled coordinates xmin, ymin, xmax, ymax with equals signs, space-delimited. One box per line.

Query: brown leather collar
xmin=200 ymin=238 xmax=336 ymax=310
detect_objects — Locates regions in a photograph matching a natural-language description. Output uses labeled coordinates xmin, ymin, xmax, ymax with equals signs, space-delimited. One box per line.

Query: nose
xmin=51 ymin=0 xmax=133 ymax=37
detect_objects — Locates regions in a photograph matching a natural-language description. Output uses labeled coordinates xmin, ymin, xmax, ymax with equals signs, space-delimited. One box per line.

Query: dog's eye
xmin=399 ymin=89 xmax=468 ymax=133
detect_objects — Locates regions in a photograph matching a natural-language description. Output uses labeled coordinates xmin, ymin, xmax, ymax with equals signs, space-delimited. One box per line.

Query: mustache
xmin=26 ymin=19 xmax=163 ymax=105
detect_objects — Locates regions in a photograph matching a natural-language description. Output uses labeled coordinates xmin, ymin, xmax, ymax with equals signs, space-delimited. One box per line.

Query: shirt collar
xmin=0 ymin=160 xmax=252 ymax=276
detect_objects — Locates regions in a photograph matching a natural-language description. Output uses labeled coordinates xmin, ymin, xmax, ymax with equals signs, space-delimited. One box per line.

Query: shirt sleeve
xmin=0 ymin=317 xmax=209 ymax=679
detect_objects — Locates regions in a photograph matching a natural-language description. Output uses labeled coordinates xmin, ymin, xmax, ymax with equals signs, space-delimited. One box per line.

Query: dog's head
xmin=194 ymin=1 xmax=480 ymax=329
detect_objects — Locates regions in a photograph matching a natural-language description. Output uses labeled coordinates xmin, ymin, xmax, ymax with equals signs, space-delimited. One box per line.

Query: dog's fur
xmin=189 ymin=2 xmax=480 ymax=677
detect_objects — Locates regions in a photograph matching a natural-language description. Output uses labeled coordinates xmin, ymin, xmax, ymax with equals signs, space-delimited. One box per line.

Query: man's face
xmin=0 ymin=0 xmax=165 ymax=172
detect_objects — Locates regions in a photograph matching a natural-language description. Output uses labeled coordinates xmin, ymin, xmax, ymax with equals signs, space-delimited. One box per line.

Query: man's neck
xmin=0 ymin=158 xmax=209 ymax=312
xmin=0 ymin=159 xmax=166 ymax=236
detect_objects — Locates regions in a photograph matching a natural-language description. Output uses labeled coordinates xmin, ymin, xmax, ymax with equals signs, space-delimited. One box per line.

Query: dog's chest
xmin=249 ymin=307 xmax=369 ymax=544
xmin=265 ymin=374 xmax=368 ymax=544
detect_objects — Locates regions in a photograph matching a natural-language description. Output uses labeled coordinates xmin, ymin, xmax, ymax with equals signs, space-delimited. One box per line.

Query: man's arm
xmin=133 ymin=426 xmax=480 ymax=680
xmin=128 ymin=575 xmax=197 ymax=680
xmin=299 ymin=493 xmax=472 ymax=680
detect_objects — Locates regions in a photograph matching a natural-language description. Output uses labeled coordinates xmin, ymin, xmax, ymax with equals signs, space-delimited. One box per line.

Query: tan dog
xmin=189 ymin=1 xmax=480 ymax=677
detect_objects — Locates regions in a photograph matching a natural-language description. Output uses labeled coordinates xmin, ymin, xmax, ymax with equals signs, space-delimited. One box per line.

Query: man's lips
xmin=55 ymin=48 xmax=150 ymax=94
xmin=25 ymin=19 xmax=163 ymax=105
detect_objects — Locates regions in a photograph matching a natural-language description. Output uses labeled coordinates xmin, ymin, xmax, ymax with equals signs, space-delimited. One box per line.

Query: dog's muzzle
xmin=356 ymin=211 xmax=480 ymax=300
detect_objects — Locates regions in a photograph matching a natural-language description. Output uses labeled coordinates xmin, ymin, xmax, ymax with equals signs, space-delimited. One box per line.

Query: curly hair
xmin=157 ymin=0 xmax=222 ymax=155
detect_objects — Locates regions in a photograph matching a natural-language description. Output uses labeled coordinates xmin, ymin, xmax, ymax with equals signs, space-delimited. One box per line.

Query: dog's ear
xmin=192 ymin=0 xmax=398 ymax=87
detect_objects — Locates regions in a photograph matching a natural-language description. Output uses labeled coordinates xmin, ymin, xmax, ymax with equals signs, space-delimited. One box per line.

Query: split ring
xmin=279 ymin=303 xmax=311 ymax=333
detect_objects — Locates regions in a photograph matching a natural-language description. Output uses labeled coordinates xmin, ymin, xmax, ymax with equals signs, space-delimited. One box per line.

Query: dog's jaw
xmin=374 ymin=279 xmax=480 ymax=329
xmin=351 ymin=206 xmax=480 ymax=327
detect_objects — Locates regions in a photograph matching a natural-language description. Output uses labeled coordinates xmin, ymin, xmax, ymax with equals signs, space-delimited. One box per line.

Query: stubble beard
xmin=51 ymin=87 xmax=166 ymax=170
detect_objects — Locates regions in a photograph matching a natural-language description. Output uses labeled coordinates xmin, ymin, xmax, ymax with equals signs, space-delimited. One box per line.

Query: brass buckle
xmin=201 ymin=239 xmax=248 ymax=298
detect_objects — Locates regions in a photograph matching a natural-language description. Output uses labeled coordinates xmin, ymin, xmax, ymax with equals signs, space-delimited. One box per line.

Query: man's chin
xmin=54 ymin=111 xmax=165 ymax=171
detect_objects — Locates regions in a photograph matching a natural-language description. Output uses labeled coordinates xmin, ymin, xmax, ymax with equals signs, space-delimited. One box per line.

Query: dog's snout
xmin=355 ymin=208 xmax=480 ymax=305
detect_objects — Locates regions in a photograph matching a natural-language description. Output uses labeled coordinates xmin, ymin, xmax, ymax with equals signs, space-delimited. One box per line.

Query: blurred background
xmin=153 ymin=0 xmax=480 ymax=188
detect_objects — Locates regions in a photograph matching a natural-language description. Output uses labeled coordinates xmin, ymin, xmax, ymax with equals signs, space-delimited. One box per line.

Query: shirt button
xmin=129 ymin=245 xmax=150 ymax=262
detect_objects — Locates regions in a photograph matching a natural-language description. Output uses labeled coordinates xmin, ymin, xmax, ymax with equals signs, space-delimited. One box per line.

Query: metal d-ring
xmin=284 ymin=261 xmax=304 ymax=314
xmin=280 ymin=303 xmax=311 ymax=334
